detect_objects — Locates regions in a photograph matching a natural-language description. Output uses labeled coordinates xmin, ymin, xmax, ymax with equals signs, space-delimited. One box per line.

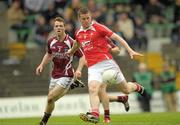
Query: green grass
xmin=0 ymin=112 xmax=180 ymax=125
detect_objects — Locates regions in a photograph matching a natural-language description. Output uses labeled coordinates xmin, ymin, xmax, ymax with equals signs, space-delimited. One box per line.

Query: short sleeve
xmin=47 ymin=39 xmax=52 ymax=54
xmin=96 ymin=23 xmax=113 ymax=37
xmin=74 ymin=29 xmax=80 ymax=44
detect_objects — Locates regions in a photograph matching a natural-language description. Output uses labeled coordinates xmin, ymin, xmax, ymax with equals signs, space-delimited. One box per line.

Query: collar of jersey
xmin=55 ymin=34 xmax=68 ymax=42
xmin=79 ymin=21 xmax=96 ymax=32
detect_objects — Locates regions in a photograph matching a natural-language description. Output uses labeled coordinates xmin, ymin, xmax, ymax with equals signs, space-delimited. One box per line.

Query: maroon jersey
xmin=47 ymin=35 xmax=83 ymax=79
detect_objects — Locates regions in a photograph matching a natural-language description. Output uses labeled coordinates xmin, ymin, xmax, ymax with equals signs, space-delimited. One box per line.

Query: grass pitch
xmin=0 ymin=112 xmax=180 ymax=125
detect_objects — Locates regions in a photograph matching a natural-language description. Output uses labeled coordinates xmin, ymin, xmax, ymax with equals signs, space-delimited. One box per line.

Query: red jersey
xmin=75 ymin=22 xmax=113 ymax=67
xmin=106 ymin=37 xmax=116 ymax=49
xmin=47 ymin=35 xmax=83 ymax=78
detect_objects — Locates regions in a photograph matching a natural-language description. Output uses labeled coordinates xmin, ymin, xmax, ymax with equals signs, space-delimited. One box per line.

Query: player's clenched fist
xmin=74 ymin=70 xmax=82 ymax=79
xmin=65 ymin=49 xmax=73 ymax=56
xmin=36 ymin=65 xmax=43 ymax=75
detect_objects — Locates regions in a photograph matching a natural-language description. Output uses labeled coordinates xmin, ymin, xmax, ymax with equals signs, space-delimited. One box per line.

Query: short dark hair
xmin=54 ymin=17 xmax=65 ymax=25
xmin=77 ymin=7 xmax=91 ymax=17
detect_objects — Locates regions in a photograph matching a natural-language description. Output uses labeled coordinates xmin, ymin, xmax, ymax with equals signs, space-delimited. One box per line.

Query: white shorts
xmin=88 ymin=59 xmax=125 ymax=84
xmin=49 ymin=77 xmax=73 ymax=89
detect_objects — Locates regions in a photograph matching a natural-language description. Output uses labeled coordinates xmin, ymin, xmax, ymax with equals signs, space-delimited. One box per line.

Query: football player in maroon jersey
xmin=36 ymin=17 xmax=85 ymax=125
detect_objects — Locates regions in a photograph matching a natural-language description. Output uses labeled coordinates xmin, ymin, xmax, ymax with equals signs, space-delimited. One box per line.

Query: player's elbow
xmin=88 ymin=83 xmax=100 ymax=95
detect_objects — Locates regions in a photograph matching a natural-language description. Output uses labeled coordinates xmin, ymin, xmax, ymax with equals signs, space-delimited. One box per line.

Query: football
xmin=102 ymin=69 xmax=118 ymax=84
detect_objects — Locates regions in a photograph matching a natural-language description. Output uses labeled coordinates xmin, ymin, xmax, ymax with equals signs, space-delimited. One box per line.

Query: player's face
xmin=79 ymin=13 xmax=92 ymax=29
xmin=54 ymin=21 xmax=65 ymax=36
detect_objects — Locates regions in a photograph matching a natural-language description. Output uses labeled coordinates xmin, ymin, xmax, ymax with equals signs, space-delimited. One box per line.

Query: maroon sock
xmin=117 ymin=96 xmax=128 ymax=102
xmin=134 ymin=83 xmax=143 ymax=93
xmin=104 ymin=110 xmax=110 ymax=118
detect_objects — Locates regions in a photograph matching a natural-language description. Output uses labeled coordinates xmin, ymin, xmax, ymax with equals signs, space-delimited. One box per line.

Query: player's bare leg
xmin=98 ymin=84 xmax=111 ymax=123
xmin=117 ymin=80 xmax=147 ymax=97
xmin=79 ymin=80 xmax=101 ymax=123
xmin=40 ymin=85 xmax=68 ymax=125
xmin=88 ymin=81 xmax=101 ymax=112
xmin=109 ymin=95 xmax=130 ymax=112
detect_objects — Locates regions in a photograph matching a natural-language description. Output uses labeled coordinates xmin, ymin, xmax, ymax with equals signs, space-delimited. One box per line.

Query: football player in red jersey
xmin=74 ymin=38 xmax=129 ymax=123
xmin=36 ymin=17 xmax=85 ymax=125
xmin=67 ymin=8 xmax=147 ymax=124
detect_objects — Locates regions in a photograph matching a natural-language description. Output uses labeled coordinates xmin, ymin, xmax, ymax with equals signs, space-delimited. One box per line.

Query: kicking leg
xmin=116 ymin=80 xmax=147 ymax=97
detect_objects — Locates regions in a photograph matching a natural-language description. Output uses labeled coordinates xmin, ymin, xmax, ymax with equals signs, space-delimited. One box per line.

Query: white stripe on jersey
xmin=50 ymin=39 xmax=58 ymax=48
xmin=65 ymin=56 xmax=73 ymax=75
xmin=63 ymin=36 xmax=73 ymax=75
xmin=104 ymin=54 xmax=110 ymax=59
xmin=64 ymin=40 xmax=71 ymax=48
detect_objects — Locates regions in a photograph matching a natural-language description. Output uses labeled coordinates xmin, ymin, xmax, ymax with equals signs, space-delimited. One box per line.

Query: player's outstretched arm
xmin=36 ymin=52 xmax=52 ymax=75
xmin=110 ymin=33 xmax=143 ymax=59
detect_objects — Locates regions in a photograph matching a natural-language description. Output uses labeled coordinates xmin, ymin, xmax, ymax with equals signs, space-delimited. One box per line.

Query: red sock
xmin=104 ymin=110 xmax=110 ymax=118
xmin=91 ymin=108 xmax=99 ymax=118
xmin=135 ymin=83 xmax=142 ymax=92
xmin=117 ymin=96 xmax=128 ymax=102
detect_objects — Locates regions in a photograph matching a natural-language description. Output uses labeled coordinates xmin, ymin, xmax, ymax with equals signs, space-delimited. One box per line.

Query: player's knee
xmin=100 ymin=84 xmax=107 ymax=90
xmin=47 ymin=97 xmax=54 ymax=104
xmin=88 ymin=85 xmax=99 ymax=94
xmin=47 ymin=94 xmax=55 ymax=104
